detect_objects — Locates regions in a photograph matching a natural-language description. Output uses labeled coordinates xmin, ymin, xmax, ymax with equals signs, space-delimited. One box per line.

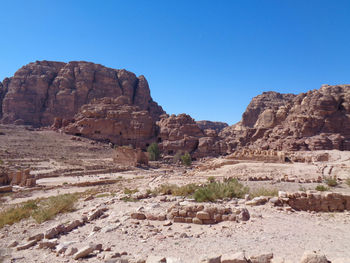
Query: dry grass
xmin=324 ymin=177 xmax=338 ymax=187
xmin=315 ymin=185 xmax=329 ymax=192
xmin=153 ymin=183 xmax=199 ymax=196
xmin=0 ymin=193 xmax=79 ymax=228
xmin=250 ymin=187 xmax=278 ymax=198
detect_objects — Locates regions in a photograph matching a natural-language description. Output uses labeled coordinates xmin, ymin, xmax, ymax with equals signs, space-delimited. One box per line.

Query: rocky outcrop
xmin=156 ymin=114 xmax=228 ymax=157
xmin=0 ymin=78 xmax=10 ymax=119
xmin=221 ymin=85 xmax=350 ymax=152
xmin=196 ymin=121 xmax=228 ymax=133
xmin=1 ymin=61 xmax=164 ymax=126
xmin=157 ymin=114 xmax=204 ymax=155
xmin=64 ymin=97 xmax=157 ymax=149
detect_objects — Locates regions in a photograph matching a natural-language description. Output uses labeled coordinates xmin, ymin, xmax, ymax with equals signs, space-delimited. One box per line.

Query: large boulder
xmin=64 ymin=97 xmax=156 ymax=149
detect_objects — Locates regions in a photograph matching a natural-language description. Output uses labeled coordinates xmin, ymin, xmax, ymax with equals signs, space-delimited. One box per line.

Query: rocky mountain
xmin=0 ymin=61 xmax=164 ymax=127
xmin=1 ymin=60 xmax=350 ymax=156
xmin=220 ymin=85 xmax=350 ymax=152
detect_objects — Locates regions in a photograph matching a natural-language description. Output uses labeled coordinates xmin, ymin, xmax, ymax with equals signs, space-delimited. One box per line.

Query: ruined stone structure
xmin=278 ymin=191 xmax=350 ymax=212
xmin=113 ymin=146 xmax=149 ymax=166
xmin=131 ymin=204 xmax=250 ymax=225
xmin=0 ymin=168 xmax=36 ymax=191
xmin=228 ymin=149 xmax=286 ymax=162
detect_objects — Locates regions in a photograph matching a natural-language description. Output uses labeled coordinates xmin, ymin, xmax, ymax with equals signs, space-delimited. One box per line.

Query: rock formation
xmin=0 ymin=61 xmax=164 ymax=126
xmin=64 ymin=96 xmax=157 ymax=148
xmin=220 ymin=85 xmax=350 ymax=152
xmin=2 ymin=60 xmax=350 ymax=155
xmin=196 ymin=121 xmax=228 ymax=133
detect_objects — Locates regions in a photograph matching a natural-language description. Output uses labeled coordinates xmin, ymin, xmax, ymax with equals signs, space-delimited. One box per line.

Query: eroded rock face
xmin=221 ymin=85 xmax=350 ymax=152
xmin=196 ymin=120 xmax=228 ymax=133
xmin=157 ymin=114 xmax=203 ymax=154
xmin=64 ymin=97 xmax=157 ymax=149
xmin=1 ymin=61 xmax=164 ymax=126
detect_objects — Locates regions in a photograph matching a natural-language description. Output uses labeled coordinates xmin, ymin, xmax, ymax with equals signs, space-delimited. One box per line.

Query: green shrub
xmin=173 ymin=151 xmax=183 ymax=163
xmin=315 ymin=185 xmax=329 ymax=192
xmin=123 ymin=188 xmax=138 ymax=195
xmin=147 ymin=143 xmax=160 ymax=161
xmin=181 ymin=152 xmax=192 ymax=166
xmin=153 ymin=183 xmax=199 ymax=196
xmin=194 ymin=179 xmax=249 ymax=202
xmin=207 ymin=176 xmax=216 ymax=183
xmin=324 ymin=177 xmax=338 ymax=187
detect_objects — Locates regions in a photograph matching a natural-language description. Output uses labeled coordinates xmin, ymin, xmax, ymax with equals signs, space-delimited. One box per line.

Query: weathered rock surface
xmin=1 ymin=61 xmax=164 ymax=127
xmin=2 ymin=61 xmax=350 ymax=155
xmin=196 ymin=121 xmax=228 ymax=133
xmin=64 ymin=97 xmax=157 ymax=148
xmin=157 ymin=114 xmax=227 ymax=157
xmin=221 ymin=85 xmax=350 ymax=152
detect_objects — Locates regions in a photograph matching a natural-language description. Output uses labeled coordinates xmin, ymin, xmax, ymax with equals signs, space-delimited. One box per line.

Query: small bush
xmin=207 ymin=176 xmax=216 ymax=183
xmin=153 ymin=184 xmax=199 ymax=196
xmin=298 ymin=185 xmax=307 ymax=192
xmin=123 ymin=188 xmax=138 ymax=195
xmin=315 ymin=185 xmax=329 ymax=192
xmin=147 ymin=143 xmax=160 ymax=161
xmin=194 ymin=179 xmax=249 ymax=202
xmin=173 ymin=151 xmax=183 ymax=163
xmin=346 ymin=178 xmax=350 ymax=187
xmin=181 ymin=152 xmax=192 ymax=166
xmin=250 ymin=187 xmax=278 ymax=198
xmin=324 ymin=177 xmax=338 ymax=187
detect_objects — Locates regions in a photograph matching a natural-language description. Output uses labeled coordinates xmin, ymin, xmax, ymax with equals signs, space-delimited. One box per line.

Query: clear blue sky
xmin=1 ymin=0 xmax=349 ymax=125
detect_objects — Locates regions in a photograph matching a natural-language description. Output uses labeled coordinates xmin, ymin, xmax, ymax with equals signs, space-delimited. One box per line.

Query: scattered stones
xmin=200 ymin=255 xmax=221 ymax=263
xmin=73 ymin=245 xmax=95 ymax=260
xmin=44 ymin=224 xmax=66 ymax=239
xmin=8 ymin=240 xmax=18 ymax=248
xmin=146 ymin=255 xmax=167 ymax=263
xmin=221 ymin=252 xmax=248 ymax=263
xmin=250 ymin=253 xmax=274 ymax=263
xmin=16 ymin=240 xmax=37 ymax=250
xmin=38 ymin=239 xmax=58 ymax=249
xmin=299 ymin=251 xmax=328 ymax=263
xmin=131 ymin=212 xmax=147 ymax=220
xmin=28 ymin=233 xmax=44 ymax=242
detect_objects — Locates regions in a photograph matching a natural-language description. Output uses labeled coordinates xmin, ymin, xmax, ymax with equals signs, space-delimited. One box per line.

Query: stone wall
xmin=278 ymin=191 xmax=350 ymax=212
xmin=113 ymin=146 xmax=149 ymax=166
xmin=229 ymin=149 xmax=286 ymax=162
xmin=131 ymin=204 xmax=250 ymax=225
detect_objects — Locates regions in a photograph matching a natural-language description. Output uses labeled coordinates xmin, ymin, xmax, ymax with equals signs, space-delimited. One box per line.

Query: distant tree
xmin=181 ymin=152 xmax=192 ymax=166
xmin=147 ymin=143 xmax=160 ymax=161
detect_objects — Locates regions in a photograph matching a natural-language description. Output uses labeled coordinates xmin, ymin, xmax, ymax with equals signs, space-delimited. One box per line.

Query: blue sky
xmin=1 ymin=0 xmax=349 ymax=124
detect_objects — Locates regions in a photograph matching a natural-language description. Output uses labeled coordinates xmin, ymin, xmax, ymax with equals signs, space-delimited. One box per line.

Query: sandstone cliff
xmin=2 ymin=61 xmax=350 ymax=155
xmin=221 ymin=85 xmax=350 ymax=152
xmin=0 ymin=61 xmax=164 ymax=126
xmin=64 ymin=96 xmax=157 ymax=149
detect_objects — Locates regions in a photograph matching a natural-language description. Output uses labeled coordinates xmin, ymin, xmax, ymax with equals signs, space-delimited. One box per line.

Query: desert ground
xmin=1 ymin=125 xmax=350 ymax=263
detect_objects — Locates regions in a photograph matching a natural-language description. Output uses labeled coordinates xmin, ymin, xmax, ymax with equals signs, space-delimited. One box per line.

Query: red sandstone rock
xmin=1 ymin=61 xmax=164 ymax=127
